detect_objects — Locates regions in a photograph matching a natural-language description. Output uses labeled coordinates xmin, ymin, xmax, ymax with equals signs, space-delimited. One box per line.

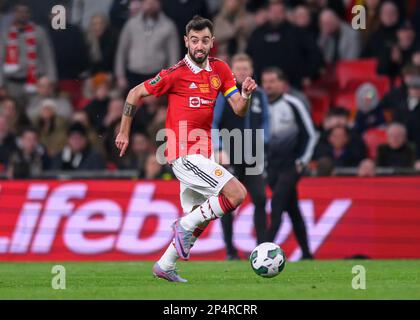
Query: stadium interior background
xmin=0 ymin=0 xmax=420 ymax=262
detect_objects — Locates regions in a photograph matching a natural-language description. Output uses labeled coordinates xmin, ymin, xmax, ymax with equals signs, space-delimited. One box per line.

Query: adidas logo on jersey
xmin=189 ymin=82 xmax=198 ymax=89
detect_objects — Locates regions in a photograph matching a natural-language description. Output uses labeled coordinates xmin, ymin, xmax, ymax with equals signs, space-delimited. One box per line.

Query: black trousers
xmin=266 ymin=167 xmax=312 ymax=258
xmin=221 ymin=165 xmax=267 ymax=256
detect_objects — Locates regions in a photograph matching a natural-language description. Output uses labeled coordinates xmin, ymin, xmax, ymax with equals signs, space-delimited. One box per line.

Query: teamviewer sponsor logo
xmin=189 ymin=97 xmax=201 ymax=108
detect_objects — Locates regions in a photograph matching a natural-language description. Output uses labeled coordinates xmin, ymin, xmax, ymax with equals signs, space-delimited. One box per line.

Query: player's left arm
xmin=227 ymin=77 xmax=257 ymax=117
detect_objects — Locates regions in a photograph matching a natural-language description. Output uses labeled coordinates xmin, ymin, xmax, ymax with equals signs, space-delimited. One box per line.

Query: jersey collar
xmin=184 ymin=54 xmax=212 ymax=74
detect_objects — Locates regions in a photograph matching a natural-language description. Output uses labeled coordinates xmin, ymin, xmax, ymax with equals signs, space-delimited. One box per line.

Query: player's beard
xmin=189 ymin=48 xmax=209 ymax=65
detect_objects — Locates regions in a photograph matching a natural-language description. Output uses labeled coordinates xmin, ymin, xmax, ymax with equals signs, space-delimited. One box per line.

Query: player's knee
xmin=231 ymin=183 xmax=247 ymax=207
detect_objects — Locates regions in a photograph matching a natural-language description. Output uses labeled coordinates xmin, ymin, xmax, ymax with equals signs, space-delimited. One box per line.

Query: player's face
xmin=232 ymin=60 xmax=253 ymax=85
xmin=184 ymin=28 xmax=214 ymax=65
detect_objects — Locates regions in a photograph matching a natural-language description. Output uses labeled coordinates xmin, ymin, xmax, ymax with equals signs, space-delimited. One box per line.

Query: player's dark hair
xmin=262 ymin=66 xmax=288 ymax=81
xmin=186 ymin=15 xmax=214 ymax=36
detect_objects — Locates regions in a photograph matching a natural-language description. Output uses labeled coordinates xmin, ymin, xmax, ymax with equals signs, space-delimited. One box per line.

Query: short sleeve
xmin=143 ymin=69 xmax=173 ymax=97
xmin=219 ymin=62 xmax=239 ymax=99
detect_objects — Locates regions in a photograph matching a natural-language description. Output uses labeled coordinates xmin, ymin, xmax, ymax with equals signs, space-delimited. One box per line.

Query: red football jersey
xmin=143 ymin=54 xmax=238 ymax=162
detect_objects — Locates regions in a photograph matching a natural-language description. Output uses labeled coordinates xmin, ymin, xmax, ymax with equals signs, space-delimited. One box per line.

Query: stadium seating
xmin=335 ymin=58 xmax=378 ymax=89
xmin=363 ymin=127 xmax=388 ymax=159
xmin=305 ymin=89 xmax=330 ymax=127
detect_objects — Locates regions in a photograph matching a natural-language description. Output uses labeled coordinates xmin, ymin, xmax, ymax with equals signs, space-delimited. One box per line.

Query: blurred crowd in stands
xmin=0 ymin=0 xmax=420 ymax=179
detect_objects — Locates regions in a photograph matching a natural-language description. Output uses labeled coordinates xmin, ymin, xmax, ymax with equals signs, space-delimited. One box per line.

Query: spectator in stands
xmin=86 ymin=13 xmax=118 ymax=75
xmin=32 ymin=99 xmax=68 ymax=157
xmin=0 ymin=114 xmax=16 ymax=171
xmin=377 ymin=64 xmax=420 ymax=118
xmin=103 ymin=96 xmax=124 ymax=131
xmin=319 ymin=107 xmax=367 ymax=155
xmin=161 ymin=0 xmax=210 ymax=58
xmin=143 ymin=153 xmax=173 ymax=180
xmin=0 ymin=96 xmax=30 ymax=134
xmin=354 ymin=83 xmax=385 ymax=133
xmin=363 ymin=1 xmax=400 ymax=58
xmin=360 ymin=0 xmax=381 ymax=52
xmin=322 ymin=106 xmax=351 ymax=131
xmin=388 ymin=75 xmax=420 ymax=163
xmin=253 ymin=5 xmax=268 ymax=28
xmin=0 ymin=2 xmax=57 ymax=108
xmin=84 ymin=79 xmax=111 ymax=133
xmin=51 ymin=122 xmax=106 ymax=171
xmin=377 ymin=123 xmax=416 ymax=168
xmin=110 ymin=0 xmax=142 ymax=35
xmin=115 ymin=0 xmax=180 ymax=91
xmin=412 ymin=48 xmax=420 ymax=67
xmin=290 ymin=5 xmax=317 ymax=41
xmin=262 ymin=66 xmax=317 ymax=259
xmin=117 ymin=132 xmax=151 ymax=176
xmin=71 ymin=0 xmax=113 ymax=31
xmin=7 ymin=127 xmax=50 ymax=179
xmin=71 ymin=109 xmax=106 ymax=156
xmin=358 ymin=158 xmax=376 ymax=177
xmin=47 ymin=3 xmax=89 ymax=106
xmin=317 ymin=8 xmax=361 ymax=64
xmin=377 ymin=21 xmax=418 ymax=80
xmin=314 ymin=126 xmax=368 ymax=168
xmin=246 ymin=0 xmax=323 ymax=88
xmin=213 ymin=0 xmax=256 ymax=59
xmin=26 ymin=76 xmax=73 ymax=122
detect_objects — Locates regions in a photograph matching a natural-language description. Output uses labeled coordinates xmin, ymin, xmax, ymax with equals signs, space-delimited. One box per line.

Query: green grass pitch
xmin=0 ymin=260 xmax=419 ymax=299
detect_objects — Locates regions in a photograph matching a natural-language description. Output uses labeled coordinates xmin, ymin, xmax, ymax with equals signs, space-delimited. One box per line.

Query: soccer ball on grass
xmin=249 ymin=242 xmax=286 ymax=278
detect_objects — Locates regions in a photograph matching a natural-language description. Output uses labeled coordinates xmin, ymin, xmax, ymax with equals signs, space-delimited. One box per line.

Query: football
xmin=249 ymin=242 xmax=286 ymax=278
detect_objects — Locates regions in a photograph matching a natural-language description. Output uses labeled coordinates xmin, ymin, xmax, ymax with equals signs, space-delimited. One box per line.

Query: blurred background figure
xmin=86 ymin=13 xmax=118 ymax=76
xmin=71 ymin=0 xmax=113 ymax=31
xmin=0 ymin=114 xmax=16 ymax=172
xmin=377 ymin=122 xmax=416 ymax=168
xmin=317 ymin=8 xmax=361 ymax=64
xmin=354 ymin=82 xmax=385 ymax=134
xmin=314 ymin=126 xmax=367 ymax=169
xmin=246 ymin=0 xmax=323 ymax=88
xmin=51 ymin=122 xmax=105 ymax=171
xmin=213 ymin=53 xmax=269 ymax=259
xmin=363 ymin=1 xmax=400 ymax=58
xmin=26 ymin=76 xmax=73 ymax=122
xmin=7 ymin=127 xmax=50 ymax=179
xmin=115 ymin=0 xmax=180 ymax=92
xmin=377 ymin=20 xmax=418 ymax=80
xmin=0 ymin=2 xmax=57 ymax=108
xmin=213 ymin=0 xmax=255 ymax=59
xmin=262 ymin=67 xmax=317 ymax=260
xmin=32 ymin=98 xmax=68 ymax=157
xmin=161 ymin=0 xmax=210 ymax=58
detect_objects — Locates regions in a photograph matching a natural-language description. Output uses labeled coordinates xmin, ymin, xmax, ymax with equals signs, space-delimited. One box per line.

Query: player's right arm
xmin=115 ymin=82 xmax=151 ymax=157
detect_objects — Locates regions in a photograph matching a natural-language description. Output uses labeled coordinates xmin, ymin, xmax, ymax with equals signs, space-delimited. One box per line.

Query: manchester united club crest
xmin=214 ymin=168 xmax=224 ymax=177
xmin=210 ymin=75 xmax=221 ymax=90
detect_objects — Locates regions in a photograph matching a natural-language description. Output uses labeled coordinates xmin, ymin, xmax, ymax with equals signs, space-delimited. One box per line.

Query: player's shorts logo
xmin=189 ymin=96 xmax=201 ymax=108
xmin=214 ymin=168 xmax=223 ymax=177
xmin=210 ymin=75 xmax=221 ymax=90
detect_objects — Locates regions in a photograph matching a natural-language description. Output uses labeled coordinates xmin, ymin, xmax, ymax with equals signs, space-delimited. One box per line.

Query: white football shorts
xmin=171 ymin=154 xmax=234 ymax=213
